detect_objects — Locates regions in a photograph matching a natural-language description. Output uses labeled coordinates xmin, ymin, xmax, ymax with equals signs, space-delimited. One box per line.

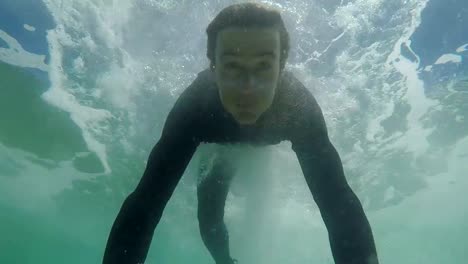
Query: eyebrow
xmin=222 ymin=51 xmax=277 ymax=58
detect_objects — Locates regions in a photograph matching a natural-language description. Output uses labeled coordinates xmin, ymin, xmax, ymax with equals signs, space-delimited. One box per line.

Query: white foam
xmin=0 ymin=29 xmax=48 ymax=71
xmin=0 ymin=143 xmax=92 ymax=213
xmin=365 ymin=99 xmax=395 ymax=142
xmin=23 ymin=24 xmax=36 ymax=32
xmin=43 ymin=25 xmax=112 ymax=174
xmin=41 ymin=0 xmax=138 ymax=174
xmin=334 ymin=0 xmax=389 ymax=42
xmin=72 ymin=56 xmax=85 ymax=73
xmin=81 ymin=35 xmax=97 ymax=51
xmin=95 ymin=59 xmax=141 ymax=109
xmin=385 ymin=0 xmax=437 ymax=157
xmin=456 ymin=43 xmax=468 ymax=53
xmin=318 ymin=30 xmax=345 ymax=58
xmin=434 ymin=53 xmax=462 ymax=64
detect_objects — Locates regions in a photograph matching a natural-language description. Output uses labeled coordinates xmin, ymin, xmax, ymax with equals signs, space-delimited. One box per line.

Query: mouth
xmin=236 ymin=100 xmax=257 ymax=109
xmin=237 ymin=102 xmax=254 ymax=108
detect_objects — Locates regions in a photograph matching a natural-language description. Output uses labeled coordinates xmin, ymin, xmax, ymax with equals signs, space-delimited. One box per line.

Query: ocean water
xmin=1 ymin=0 xmax=467 ymax=263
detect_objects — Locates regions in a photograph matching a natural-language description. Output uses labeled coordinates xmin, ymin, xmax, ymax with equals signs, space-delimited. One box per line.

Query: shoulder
xmin=163 ymin=69 xmax=214 ymax=132
xmin=276 ymin=70 xmax=322 ymax=121
xmin=280 ymin=71 xmax=318 ymax=104
xmin=179 ymin=68 xmax=214 ymax=99
xmin=172 ymin=68 xmax=216 ymax=111
xmin=276 ymin=71 xmax=328 ymax=144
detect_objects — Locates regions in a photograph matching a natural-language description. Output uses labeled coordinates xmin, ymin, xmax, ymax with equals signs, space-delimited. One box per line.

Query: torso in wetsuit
xmin=164 ymin=68 xmax=328 ymax=150
xmin=103 ymin=68 xmax=379 ymax=264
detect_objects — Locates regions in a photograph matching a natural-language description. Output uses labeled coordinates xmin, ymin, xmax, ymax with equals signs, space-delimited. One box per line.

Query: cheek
xmin=215 ymin=70 xmax=234 ymax=90
xmin=218 ymin=87 xmax=237 ymax=108
xmin=218 ymin=84 xmax=236 ymax=98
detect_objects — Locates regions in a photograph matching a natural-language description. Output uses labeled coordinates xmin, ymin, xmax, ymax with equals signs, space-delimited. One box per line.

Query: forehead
xmin=216 ymin=27 xmax=280 ymax=58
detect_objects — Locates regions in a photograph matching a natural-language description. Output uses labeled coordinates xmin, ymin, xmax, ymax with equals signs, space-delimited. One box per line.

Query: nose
xmin=240 ymin=74 xmax=256 ymax=94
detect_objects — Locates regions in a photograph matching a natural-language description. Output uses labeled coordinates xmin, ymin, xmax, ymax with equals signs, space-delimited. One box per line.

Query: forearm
xmin=314 ymin=154 xmax=378 ymax=264
xmin=296 ymin=142 xmax=378 ymax=264
xmin=103 ymin=191 xmax=164 ymax=264
xmin=290 ymin=80 xmax=379 ymax=263
xmin=200 ymin=221 xmax=233 ymax=264
xmin=103 ymin=136 xmax=197 ymax=263
xmin=323 ymin=189 xmax=379 ymax=264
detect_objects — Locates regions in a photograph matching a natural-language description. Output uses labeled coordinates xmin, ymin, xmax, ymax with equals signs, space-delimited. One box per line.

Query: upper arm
xmin=289 ymin=76 xmax=329 ymax=152
xmin=133 ymin=74 xmax=204 ymax=199
xmin=288 ymin=80 xmax=351 ymax=206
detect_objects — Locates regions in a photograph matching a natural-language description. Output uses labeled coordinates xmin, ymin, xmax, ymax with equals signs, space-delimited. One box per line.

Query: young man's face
xmin=213 ymin=27 xmax=281 ymax=125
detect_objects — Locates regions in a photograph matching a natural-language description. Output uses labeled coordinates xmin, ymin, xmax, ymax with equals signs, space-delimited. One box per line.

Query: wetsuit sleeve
xmin=103 ymin=77 xmax=202 ymax=264
xmin=290 ymin=84 xmax=379 ymax=264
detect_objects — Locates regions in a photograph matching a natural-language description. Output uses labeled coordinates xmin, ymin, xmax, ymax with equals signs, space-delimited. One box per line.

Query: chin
xmin=234 ymin=112 xmax=259 ymax=125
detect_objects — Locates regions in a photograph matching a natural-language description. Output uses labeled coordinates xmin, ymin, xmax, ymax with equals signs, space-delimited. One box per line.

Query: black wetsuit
xmin=103 ymin=70 xmax=378 ymax=264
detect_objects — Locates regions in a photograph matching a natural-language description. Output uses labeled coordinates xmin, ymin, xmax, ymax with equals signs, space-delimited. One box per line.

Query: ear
xmin=210 ymin=62 xmax=216 ymax=72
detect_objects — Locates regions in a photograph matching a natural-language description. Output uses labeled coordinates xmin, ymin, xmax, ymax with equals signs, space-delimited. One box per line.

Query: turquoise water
xmin=1 ymin=0 xmax=467 ymax=263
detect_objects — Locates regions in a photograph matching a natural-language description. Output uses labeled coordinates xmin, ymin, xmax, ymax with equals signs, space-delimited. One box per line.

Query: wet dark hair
xmin=206 ymin=3 xmax=290 ymax=70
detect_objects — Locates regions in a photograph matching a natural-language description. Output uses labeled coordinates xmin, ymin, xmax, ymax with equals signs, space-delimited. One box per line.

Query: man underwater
xmin=103 ymin=3 xmax=379 ymax=264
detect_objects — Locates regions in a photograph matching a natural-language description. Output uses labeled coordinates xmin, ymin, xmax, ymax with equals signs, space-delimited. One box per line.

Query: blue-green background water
xmin=1 ymin=0 xmax=467 ymax=263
